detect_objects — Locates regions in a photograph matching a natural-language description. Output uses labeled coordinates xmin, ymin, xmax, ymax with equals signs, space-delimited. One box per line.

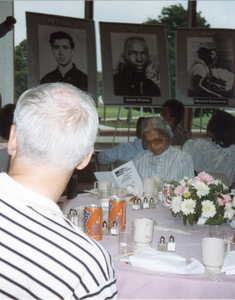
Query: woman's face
xmin=143 ymin=129 xmax=169 ymax=156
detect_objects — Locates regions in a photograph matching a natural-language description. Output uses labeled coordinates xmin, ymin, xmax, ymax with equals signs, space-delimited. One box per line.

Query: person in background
xmin=133 ymin=116 xmax=194 ymax=181
xmin=113 ymin=36 xmax=160 ymax=96
xmin=182 ymin=110 xmax=235 ymax=188
xmin=0 ymin=103 xmax=15 ymax=172
xmin=40 ymin=31 xmax=88 ymax=92
xmin=0 ymin=83 xmax=117 ymax=299
xmin=161 ymin=99 xmax=189 ymax=148
xmin=0 ymin=16 xmax=16 ymax=39
xmin=98 ymin=117 xmax=145 ymax=165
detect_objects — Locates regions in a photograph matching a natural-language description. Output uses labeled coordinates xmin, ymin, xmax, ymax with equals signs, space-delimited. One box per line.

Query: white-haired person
xmin=0 ymin=83 xmax=117 ymax=299
xmin=133 ymin=116 xmax=194 ymax=181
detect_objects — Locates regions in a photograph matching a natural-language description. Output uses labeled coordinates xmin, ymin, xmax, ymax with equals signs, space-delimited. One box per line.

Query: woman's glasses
xmin=144 ymin=137 xmax=164 ymax=148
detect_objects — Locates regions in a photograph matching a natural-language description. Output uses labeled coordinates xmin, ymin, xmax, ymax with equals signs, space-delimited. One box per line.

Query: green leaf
xmin=205 ymin=216 xmax=224 ymax=225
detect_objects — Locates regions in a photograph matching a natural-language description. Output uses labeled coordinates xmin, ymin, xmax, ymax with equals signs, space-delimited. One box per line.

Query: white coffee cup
xmin=132 ymin=218 xmax=154 ymax=248
xmin=142 ymin=178 xmax=155 ymax=195
xmin=201 ymin=237 xmax=227 ymax=273
xmin=94 ymin=181 xmax=112 ymax=191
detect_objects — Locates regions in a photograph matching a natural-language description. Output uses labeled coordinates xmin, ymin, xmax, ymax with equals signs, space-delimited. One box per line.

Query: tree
xmin=15 ymin=39 xmax=28 ymax=101
xmin=144 ymin=4 xmax=210 ymax=99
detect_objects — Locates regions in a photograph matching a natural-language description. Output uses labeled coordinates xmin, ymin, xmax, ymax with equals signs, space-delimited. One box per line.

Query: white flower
xmin=201 ymin=200 xmax=216 ymax=218
xmin=214 ymin=179 xmax=220 ymax=185
xmin=193 ymin=181 xmax=210 ymax=198
xmin=188 ymin=179 xmax=195 ymax=186
xmin=179 ymin=179 xmax=186 ymax=186
xmin=181 ymin=199 xmax=196 ymax=215
xmin=184 ymin=176 xmax=189 ymax=181
xmin=170 ymin=196 xmax=182 ymax=214
xmin=224 ymin=205 xmax=235 ymax=220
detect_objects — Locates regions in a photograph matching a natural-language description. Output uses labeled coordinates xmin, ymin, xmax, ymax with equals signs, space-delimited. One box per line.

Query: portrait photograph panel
xmin=26 ymin=12 xmax=97 ymax=104
xmin=100 ymin=22 xmax=170 ymax=106
xmin=176 ymin=28 xmax=235 ymax=107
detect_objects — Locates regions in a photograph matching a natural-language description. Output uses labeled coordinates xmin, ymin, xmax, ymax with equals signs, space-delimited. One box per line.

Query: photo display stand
xmin=176 ymin=28 xmax=235 ymax=108
xmin=111 ymin=106 xmax=155 ymax=147
xmin=100 ymin=22 xmax=170 ymax=107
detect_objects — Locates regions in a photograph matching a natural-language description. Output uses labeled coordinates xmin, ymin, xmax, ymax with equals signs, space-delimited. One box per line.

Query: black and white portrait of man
xmin=39 ymin=26 xmax=88 ymax=92
xmin=40 ymin=31 xmax=87 ymax=91
xmin=112 ymin=34 xmax=161 ymax=97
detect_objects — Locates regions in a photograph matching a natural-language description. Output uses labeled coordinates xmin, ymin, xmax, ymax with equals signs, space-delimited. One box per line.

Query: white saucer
xmin=230 ymin=220 xmax=235 ymax=229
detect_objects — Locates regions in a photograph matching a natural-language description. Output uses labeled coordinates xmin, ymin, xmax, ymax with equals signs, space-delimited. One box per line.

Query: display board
xmin=176 ymin=28 xmax=235 ymax=107
xmin=26 ymin=12 xmax=97 ymax=104
xmin=100 ymin=22 xmax=170 ymax=106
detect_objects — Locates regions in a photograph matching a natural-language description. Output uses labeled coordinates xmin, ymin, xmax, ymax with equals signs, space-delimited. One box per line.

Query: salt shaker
xmin=143 ymin=197 xmax=150 ymax=209
xmin=149 ymin=197 xmax=156 ymax=209
xmin=110 ymin=221 xmax=119 ymax=236
xmin=158 ymin=236 xmax=167 ymax=251
xmin=102 ymin=221 xmax=109 ymax=235
xmin=167 ymin=235 xmax=176 ymax=251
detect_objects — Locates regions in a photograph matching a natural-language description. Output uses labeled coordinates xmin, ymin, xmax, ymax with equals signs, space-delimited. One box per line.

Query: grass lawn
xmin=97 ymin=106 xmax=235 ymax=130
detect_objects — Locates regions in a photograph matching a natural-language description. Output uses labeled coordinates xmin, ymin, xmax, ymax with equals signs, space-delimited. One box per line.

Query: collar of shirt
xmin=149 ymin=145 xmax=172 ymax=158
xmin=56 ymin=63 xmax=77 ymax=78
xmin=0 ymin=173 xmax=62 ymax=216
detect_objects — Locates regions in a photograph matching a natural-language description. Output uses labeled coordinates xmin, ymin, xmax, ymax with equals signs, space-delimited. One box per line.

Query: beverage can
xmin=108 ymin=197 xmax=126 ymax=230
xmin=162 ymin=183 xmax=172 ymax=207
xmin=84 ymin=204 xmax=102 ymax=240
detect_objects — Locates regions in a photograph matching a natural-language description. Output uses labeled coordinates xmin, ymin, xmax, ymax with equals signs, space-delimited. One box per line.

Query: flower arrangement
xmin=169 ymin=172 xmax=235 ymax=226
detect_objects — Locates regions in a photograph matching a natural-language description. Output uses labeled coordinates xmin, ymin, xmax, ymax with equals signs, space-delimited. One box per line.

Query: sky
xmin=12 ymin=0 xmax=235 ymax=71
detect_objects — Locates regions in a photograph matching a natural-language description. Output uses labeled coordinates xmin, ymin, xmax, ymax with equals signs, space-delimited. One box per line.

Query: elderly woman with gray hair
xmin=133 ymin=116 xmax=195 ymax=181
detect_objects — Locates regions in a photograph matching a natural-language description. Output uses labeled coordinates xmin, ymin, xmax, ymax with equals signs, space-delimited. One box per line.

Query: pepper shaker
xmin=102 ymin=221 xmax=109 ymax=235
xmin=158 ymin=236 xmax=167 ymax=251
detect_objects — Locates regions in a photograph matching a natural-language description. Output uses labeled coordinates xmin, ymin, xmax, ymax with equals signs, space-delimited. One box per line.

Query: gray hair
xmin=13 ymin=83 xmax=98 ymax=171
xmin=141 ymin=116 xmax=173 ymax=142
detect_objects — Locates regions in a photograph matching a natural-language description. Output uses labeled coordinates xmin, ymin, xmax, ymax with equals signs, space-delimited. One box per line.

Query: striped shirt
xmin=0 ymin=173 xmax=117 ymax=299
xmin=133 ymin=146 xmax=195 ymax=181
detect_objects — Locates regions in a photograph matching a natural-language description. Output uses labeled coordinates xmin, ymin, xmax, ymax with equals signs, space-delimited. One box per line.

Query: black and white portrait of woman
xmin=188 ymin=38 xmax=234 ymax=98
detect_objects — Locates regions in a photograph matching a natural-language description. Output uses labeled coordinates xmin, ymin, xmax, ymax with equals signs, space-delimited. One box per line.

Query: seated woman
xmin=182 ymin=111 xmax=235 ymax=187
xmin=133 ymin=116 xmax=194 ymax=181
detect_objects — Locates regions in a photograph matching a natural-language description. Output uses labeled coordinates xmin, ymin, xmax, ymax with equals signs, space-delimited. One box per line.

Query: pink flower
xmin=195 ymin=172 xmax=215 ymax=185
xmin=174 ymin=185 xmax=188 ymax=196
xmin=218 ymin=193 xmax=231 ymax=206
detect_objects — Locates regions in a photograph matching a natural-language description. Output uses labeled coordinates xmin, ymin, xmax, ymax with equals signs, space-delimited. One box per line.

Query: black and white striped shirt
xmin=0 ymin=173 xmax=118 ymax=299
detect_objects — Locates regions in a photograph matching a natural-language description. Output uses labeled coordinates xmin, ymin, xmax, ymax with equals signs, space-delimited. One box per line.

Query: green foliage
xmin=15 ymin=39 xmax=28 ymax=101
xmin=144 ymin=3 xmax=210 ymax=101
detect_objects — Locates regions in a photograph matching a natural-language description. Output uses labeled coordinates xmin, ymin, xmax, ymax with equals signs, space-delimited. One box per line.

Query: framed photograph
xmin=26 ymin=12 xmax=97 ymax=104
xmin=176 ymin=28 xmax=235 ymax=107
xmin=100 ymin=22 xmax=170 ymax=106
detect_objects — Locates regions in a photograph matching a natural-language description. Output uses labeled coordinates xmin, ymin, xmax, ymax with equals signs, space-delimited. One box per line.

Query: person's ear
xmin=8 ymin=124 xmax=17 ymax=158
xmin=76 ymin=148 xmax=94 ymax=170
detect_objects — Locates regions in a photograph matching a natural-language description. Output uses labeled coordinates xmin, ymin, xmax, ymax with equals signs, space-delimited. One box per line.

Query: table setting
xmin=60 ymin=171 xmax=235 ymax=299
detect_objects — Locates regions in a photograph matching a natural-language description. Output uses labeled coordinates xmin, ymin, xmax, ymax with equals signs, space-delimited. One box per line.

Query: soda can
xmin=84 ymin=204 xmax=102 ymax=241
xmin=108 ymin=197 xmax=126 ymax=230
xmin=162 ymin=183 xmax=172 ymax=207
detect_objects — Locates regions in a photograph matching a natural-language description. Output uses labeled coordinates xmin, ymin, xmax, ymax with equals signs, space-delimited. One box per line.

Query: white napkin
xmin=221 ymin=251 xmax=235 ymax=274
xmin=126 ymin=180 xmax=143 ymax=197
xmin=121 ymin=247 xmax=204 ymax=275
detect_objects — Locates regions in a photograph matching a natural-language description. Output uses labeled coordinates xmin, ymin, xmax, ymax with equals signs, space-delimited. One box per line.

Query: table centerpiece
xmin=168 ymin=172 xmax=235 ymax=225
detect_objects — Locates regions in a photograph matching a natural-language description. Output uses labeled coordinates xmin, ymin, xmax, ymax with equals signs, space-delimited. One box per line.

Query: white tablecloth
xmin=61 ymin=193 xmax=235 ymax=299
